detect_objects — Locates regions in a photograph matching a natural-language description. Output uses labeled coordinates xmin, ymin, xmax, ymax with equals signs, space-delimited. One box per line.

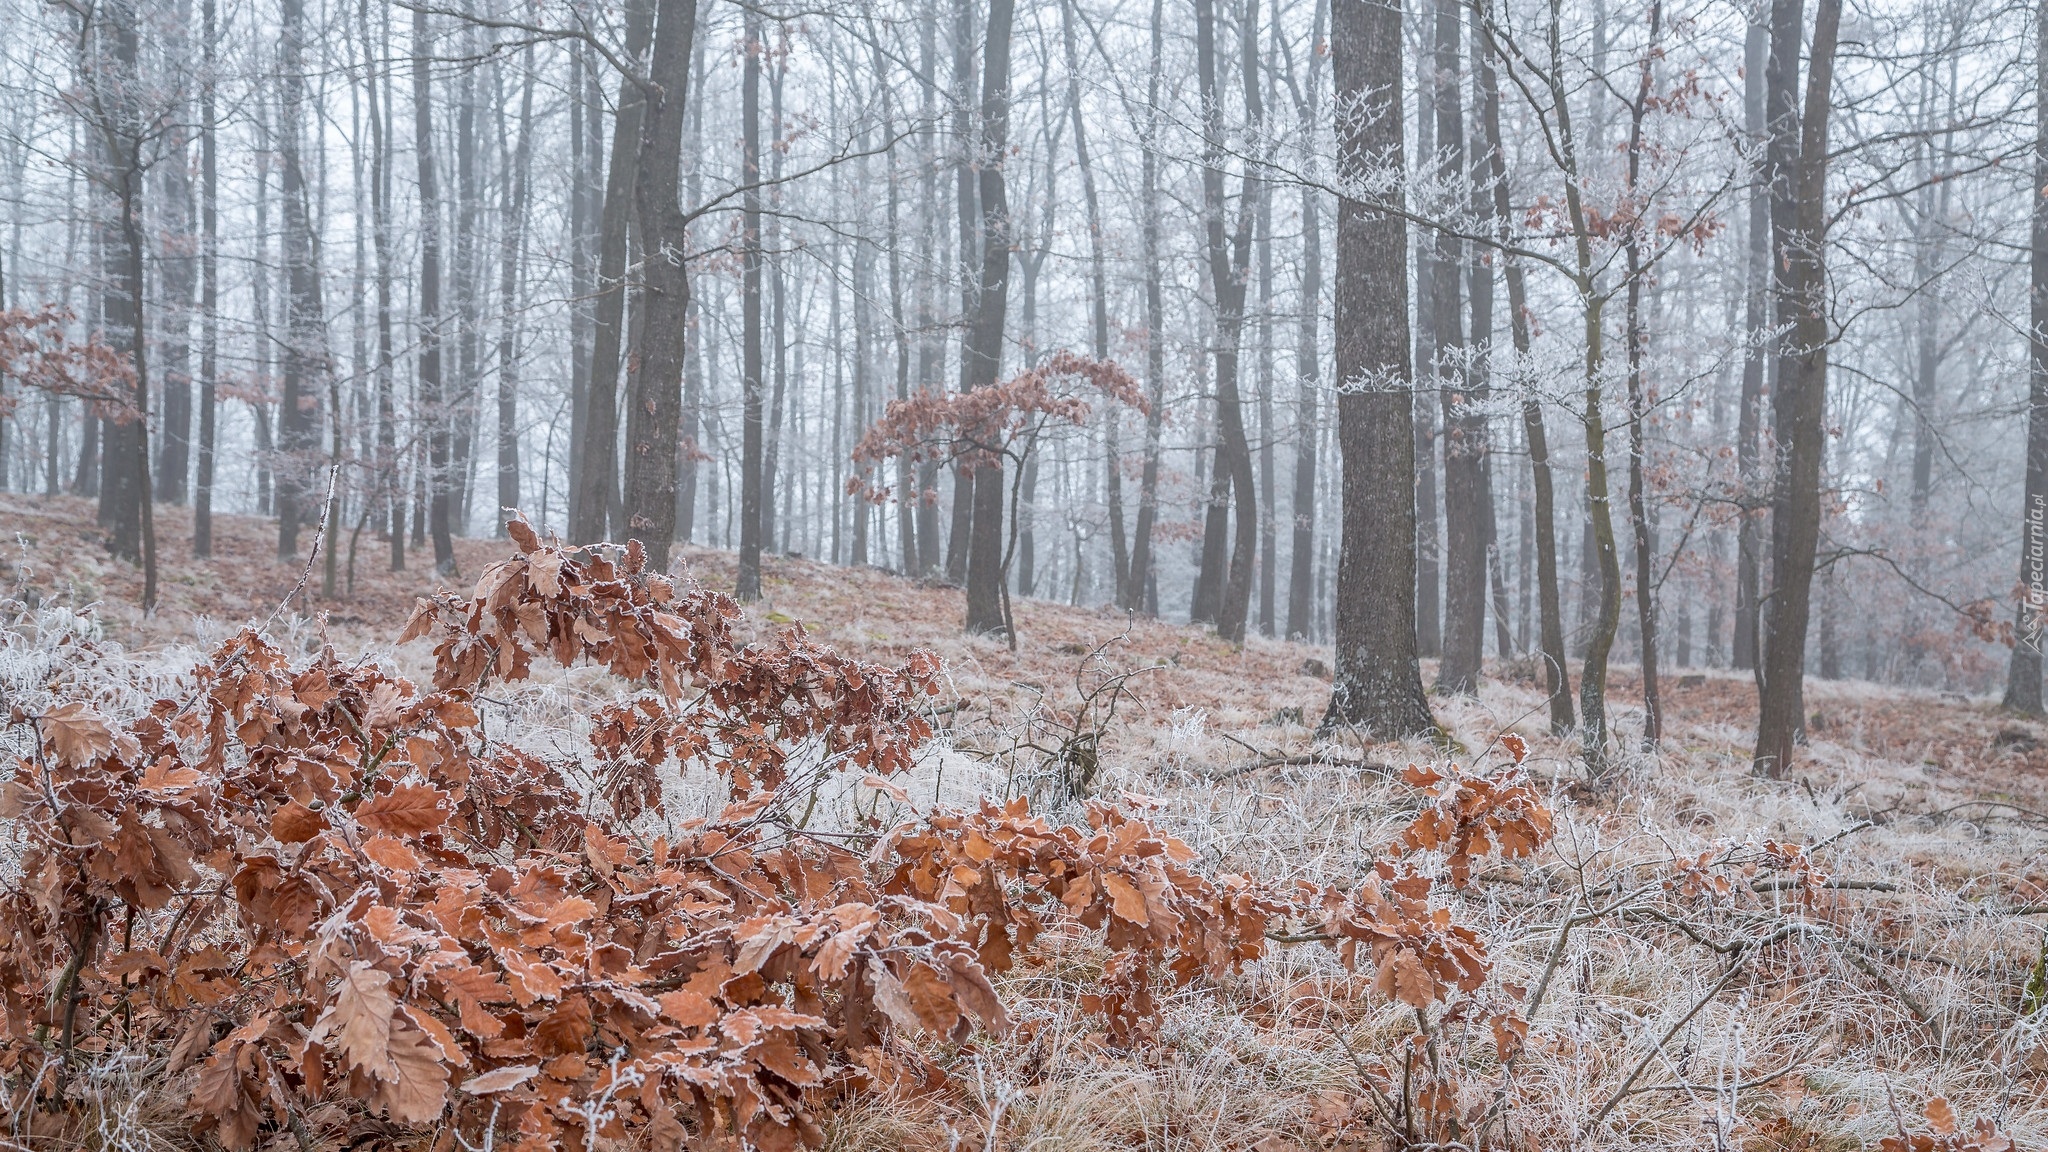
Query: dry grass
xmin=7 ymin=496 xmax=2048 ymax=1149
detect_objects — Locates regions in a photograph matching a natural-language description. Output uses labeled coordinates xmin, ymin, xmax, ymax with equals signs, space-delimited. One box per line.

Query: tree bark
xmin=2006 ymin=0 xmax=2048 ymax=715
xmin=1753 ymin=0 xmax=1842 ymax=776
xmin=963 ymin=0 xmax=1017 ymax=636
xmin=277 ymin=0 xmax=326 ymax=564
xmin=736 ymin=9 xmax=766 ymax=599
xmin=86 ymin=3 xmax=142 ymax=561
xmin=914 ymin=0 xmax=943 ymax=577
xmin=1733 ymin=16 xmax=1768 ymax=670
xmin=412 ymin=6 xmax=456 ymax=574
xmin=622 ymin=0 xmax=698 ymax=571
xmin=1194 ymin=0 xmax=1260 ymax=645
xmin=944 ymin=0 xmax=981 ymax=587
xmin=156 ymin=29 xmax=195 ymax=508
xmin=449 ymin=31 xmax=486 ymax=536
xmin=195 ymin=0 xmax=219 ymax=557
xmin=495 ymin=51 xmax=535 ymax=534
xmin=570 ymin=0 xmax=654 ymax=545
xmin=1321 ymin=0 xmax=1436 ymax=740
xmin=1622 ymin=0 xmax=1665 ymax=744
xmin=1434 ymin=0 xmax=1486 ymax=695
xmin=1126 ymin=0 xmax=1166 ymax=615
xmin=1285 ymin=2 xmax=1324 ymax=642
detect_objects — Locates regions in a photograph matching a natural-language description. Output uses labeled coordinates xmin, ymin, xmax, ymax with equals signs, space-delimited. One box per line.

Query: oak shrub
xmin=0 ymin=516 xmax=1550 ymax=1151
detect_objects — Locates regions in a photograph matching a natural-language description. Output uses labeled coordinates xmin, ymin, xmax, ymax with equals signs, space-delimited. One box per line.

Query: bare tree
xmin=2004 ymin=0 xmax=2048 ymax=715
xmin=1753 ymin=0 xmax=1844 ymax=776
xmin=1322 ymin=0 xmax=1436 ymax=740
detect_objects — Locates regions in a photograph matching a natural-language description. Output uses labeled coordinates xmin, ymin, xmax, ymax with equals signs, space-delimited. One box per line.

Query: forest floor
xmin=9 ymin=492 xmax=2048 ymax=1149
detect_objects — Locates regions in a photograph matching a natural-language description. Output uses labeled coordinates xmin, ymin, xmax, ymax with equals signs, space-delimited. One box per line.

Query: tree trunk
xmin=963 ymin=0 xmax=1017 ymax=636
xmin=567 ymin=44 xmax=596 ymax=539
xmin=736 ymin=9 xmax=767 ymax=600
xmin=195 ymin=0 xmax=219 ymax=557
xmin=1285 ymin=2 xmax=1324 ymax=641
xmin=1622 ymin=0 xmax=1665 ymax=744
xmin=90 ymin=1 xmax=147 ymax=575
xmin=2007 ymin=0 xmax=2048 ymax=715
xmin=1434 ymin=0 xmax=1486 ymax=695
xmin=1059 ymin=0 xmax=1125 ymax=605
xmin=156 ymin=43 xmax=195 ymax=508
xmin=1126 ymin=0 xmax=1166 ymax=616
xmin=763 ymin=50 xmax=788 ymax=556
xmin=1733 ymin=16 xmax=1768 ymax=671
xmin=944 ymin=0 xmax=981 ymax=586
xmin=571 ymin=0 xmax=654 ymax=545
xmin=914 ymin=0 xmax=943 ymax=577
xmin=1194 ymin=0 xmax=1259 ymax=645
xmin=1485 ymin=21 xmax=1574 ymax=730
xmin=1753 ymin=0 xmax=1843 ymax=776
xmin=495 ymin=51 xmax=535 ymax=533
xmin=277 ymin=0 xmax=326 ymax=564
xmin=622 ymin=0 xmax=699 ymax=572
xmin=1321 ymin=0 xmax=1435 ymax=740
xmin=449 ymin=31 xmax=483 ymax=536
xmin=412 ymin=7 xmax=456 ymax=574
xmin=358 ymin=0 xmax=398 ymax=568
xmin=1256 ymin=34 xmax=1277 ymax=638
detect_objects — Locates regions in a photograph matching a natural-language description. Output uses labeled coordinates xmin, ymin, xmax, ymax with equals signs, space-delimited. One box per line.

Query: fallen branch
xmin=1750 ymin=876 xmax=1899 ymax=893
xmin=1214 ymin=751 xmax=1393 ymax=781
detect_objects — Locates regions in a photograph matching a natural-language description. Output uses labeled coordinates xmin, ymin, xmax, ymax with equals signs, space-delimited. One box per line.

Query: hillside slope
xmin=8 ymin=495 xmax=2048 ymax=1149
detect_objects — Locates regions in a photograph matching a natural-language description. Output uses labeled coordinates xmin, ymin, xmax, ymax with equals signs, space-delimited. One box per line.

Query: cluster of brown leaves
xmin=0 ymin=520 xmax=1554 ymax=1152
xmin=399 ymin=518 xmax=941 ymax=799
xmin=848 ymin=351 xmax=1147 ymax=501
xmin=881 ymin=798 xmax=1288 ymax=1045
xmin=0 ymin=305 xmax=138 ymax=422
xmin=1395 ymin=736 xmax=1552 ymax=888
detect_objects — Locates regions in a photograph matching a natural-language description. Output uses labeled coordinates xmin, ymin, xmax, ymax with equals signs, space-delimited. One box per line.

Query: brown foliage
xmin=0 ymin=516 xmax=1550 ymax=1151
xmin=848 ymin=351 xmax=1147 ymax=502
xmin=0 ymin=305 xmax=138 ymax=422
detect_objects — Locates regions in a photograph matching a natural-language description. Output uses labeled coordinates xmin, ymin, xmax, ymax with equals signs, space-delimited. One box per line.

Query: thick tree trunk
xmin=277 ymin=0 xmax=326 ymax=564
xmin=571 ymin=0 xmax=654 ymax=545
xmin=88 ymin=1 xmax=150 ymax=586
xmin=1321 ymin=0 xmax=1435 ymax=740
xmin=963 ymin=0 xmax=1017 ymax=636
xmin=2006 ymin=0 xmax=2048 ymax=715
xmin=622 ymin=0 xmax=698 ymax=571
xmin=1754 ymin=0 xmax=1842 ymax=776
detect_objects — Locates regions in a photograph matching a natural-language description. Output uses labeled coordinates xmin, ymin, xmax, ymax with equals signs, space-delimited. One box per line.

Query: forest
xmin=3 ymin=0 xmax=2048 ymax=1146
